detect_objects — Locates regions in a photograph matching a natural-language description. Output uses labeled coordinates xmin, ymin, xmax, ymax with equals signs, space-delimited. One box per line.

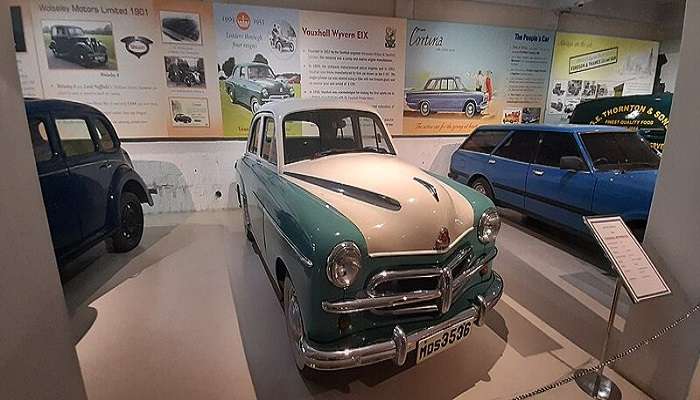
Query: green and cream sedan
xmin=235 ymin=99 xmax=503 ymax=371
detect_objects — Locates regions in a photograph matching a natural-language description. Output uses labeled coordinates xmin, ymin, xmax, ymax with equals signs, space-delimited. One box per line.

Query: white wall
xmin=0 ymin=4 xmax=87 ymax=398
xmin=123 ymin=0 xmax=683 ymax=214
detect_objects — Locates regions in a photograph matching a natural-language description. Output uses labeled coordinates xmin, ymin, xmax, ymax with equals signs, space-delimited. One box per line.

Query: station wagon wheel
xmin=419 ymin=101 xmax=431 ymax=117
xmin=464 ymin=101 xmax=477 ymax=118
xmin=250 ymin=97 xmax=260 ymax=112
xmin=284 ymin=277 xmax=309 ymax=372
xmin=470 ymin=177 xmax=494 ymax=200
xmin=108 ymin=192 xmax=144 ymax=253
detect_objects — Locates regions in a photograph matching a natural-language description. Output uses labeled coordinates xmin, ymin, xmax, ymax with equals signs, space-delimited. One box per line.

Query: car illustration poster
xmin=214 ymin=3 xmax=301 ymax=137
xmin=403 ymin=20 xmax=554 ymax=135
xmin=544 ymin=32 xmax=659 ymax=124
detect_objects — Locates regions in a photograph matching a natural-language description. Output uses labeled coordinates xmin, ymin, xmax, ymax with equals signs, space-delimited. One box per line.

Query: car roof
xmin=257 ymin=98 xmax=381 ymax=116
xmin=428 ymin=76 xmax=458 ymax=80
xmin=24 ymin=98 xmax=103 ymax=115
xmin=238 ymin=62 xmax=271 ymax=68
xmin=474 ymin=123 xmax=630 ymax=134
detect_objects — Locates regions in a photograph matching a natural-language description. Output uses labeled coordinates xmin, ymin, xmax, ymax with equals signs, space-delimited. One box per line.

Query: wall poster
xmin=402 ymin=20 xmax=554 ymax=135
xmin=544 ymin=32 xmax=659 ymax=124
xmin=214 ymin=4 xmax=406 ymax=137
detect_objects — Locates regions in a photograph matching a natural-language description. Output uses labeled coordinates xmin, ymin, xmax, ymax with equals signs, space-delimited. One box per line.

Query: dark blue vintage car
xmin=406 ymin=77 xmax=488 ymax=118
xmin=26 ymin=99 xmax=153 ymax=265
xmin=449 ymin=124 xmax=660 ymax=239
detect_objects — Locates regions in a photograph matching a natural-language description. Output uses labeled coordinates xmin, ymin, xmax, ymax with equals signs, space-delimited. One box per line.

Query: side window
xmin=28 ymin=117 xmax=53 ymax=162
xmin=335 ymin=116 xmax=354 ymax=139
xmin=461 ymin=130 xmax=509 ymax=154
xmin=493 ymin=131 xmax=538 ymax=163
xmin=248 ymin=117 xmax=260 ymax=154
xmin=240 ymin=67 xmax=246 ymax=78
xmin=425 ymin=79 xmax=437 ymax=90
xmin=535 ymin=133 xmax=582 ymax=168
xmin=440 ymin=79 xmax=448 ymax=90
xmin=447 ymin=79 xmax=457 ymax=90
xmin=232 ymin=66 xmax=238 ymax=78
xmin=55 ymin=118 xmax=96 ymax=157
xmin=93 ymin=118 xmax=116 ymax=152
xmin=358 ymin=115 xmax=391 ymax=153
xmin=260 ymin=117 xmax=277 ymax=165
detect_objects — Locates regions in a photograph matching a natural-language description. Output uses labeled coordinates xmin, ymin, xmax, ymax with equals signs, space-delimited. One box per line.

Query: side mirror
xmin=560 ymin=156 xmax=587 ymax=171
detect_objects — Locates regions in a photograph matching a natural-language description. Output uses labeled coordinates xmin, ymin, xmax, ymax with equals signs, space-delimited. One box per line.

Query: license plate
xmin=416 ymin=319 xmax=472 ymax=363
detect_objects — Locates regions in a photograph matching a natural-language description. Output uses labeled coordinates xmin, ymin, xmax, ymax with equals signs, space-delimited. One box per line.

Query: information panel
xmin=585 ymin=216 xmax=670 ymax=303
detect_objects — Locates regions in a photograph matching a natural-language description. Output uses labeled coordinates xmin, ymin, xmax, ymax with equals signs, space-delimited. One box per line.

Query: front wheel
xmin=284 ymin=277 xmax=309 ymax=372
xmin=108 ymin=192 xmax=144 ymax=253
xmin=419 ymin=101 xmax=431 ymax=117
xmin=250 ymin=97 xmax=260 ymax=112
xmin=464 ymin=101 xmax=477 ymax=118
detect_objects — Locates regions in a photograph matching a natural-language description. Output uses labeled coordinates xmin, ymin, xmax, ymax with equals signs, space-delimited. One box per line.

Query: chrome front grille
xmin=322 ymin=247 xmax=498 ymax=316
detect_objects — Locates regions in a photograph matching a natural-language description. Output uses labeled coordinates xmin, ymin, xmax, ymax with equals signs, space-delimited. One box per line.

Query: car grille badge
xmin=434 ymin=227 xmax=450 ymax=250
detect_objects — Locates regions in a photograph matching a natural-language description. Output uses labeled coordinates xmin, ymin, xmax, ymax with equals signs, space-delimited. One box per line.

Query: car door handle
xmin=488 ymin=159 xmax=496 ymax=164
xmin=533 ymin=170 xmax=544 ymax=176
xmin=100 ymin=162 xmax=112 ymax=169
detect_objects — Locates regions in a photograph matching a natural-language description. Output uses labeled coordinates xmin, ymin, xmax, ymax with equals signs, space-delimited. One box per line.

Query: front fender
xmin=107 ymin=166 xmax=153 ymax=227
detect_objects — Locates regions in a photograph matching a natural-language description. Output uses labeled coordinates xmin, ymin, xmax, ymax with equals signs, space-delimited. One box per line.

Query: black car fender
xmin=107 ymin=165 xmax=154 ymax=226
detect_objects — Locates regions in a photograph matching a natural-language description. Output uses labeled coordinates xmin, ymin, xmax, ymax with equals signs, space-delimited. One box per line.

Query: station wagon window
xmin=28 ymin=117 xmax=53 ymax=162
xmin=260 ymin=117 xmax=277 ymax=165
xmin=493 ymin=131 xmax=538 ymax=163
xmin=534 ymin=133 xmax=583 ymax=168
xmin=55 ymin=118 xmax=96 ymax=157
xmin=283 ymin=109 xmax=395 ymax=165
xmin=248 ymin=118 xmax=260 ymax=154
xmin=461 ymin=130 xmax=509 ymax=154
xmin=93 ymin=118 xmax=115 ymax=152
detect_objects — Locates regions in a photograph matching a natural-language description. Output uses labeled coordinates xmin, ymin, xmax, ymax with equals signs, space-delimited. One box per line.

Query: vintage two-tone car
xmin=26 ymin=99 xmax=152 ymax=265
xmin=405 ymin=77 xmax=488 ymax=118
xmin=235 ymin=99 xmax=503 ymax=370
xmin=449 ymin=124 xmax=660 ymax=240
xmin=49 ymin=25 xmax=108 ymax=68
xmin=225 ymin=62 xmax=295 ymax=113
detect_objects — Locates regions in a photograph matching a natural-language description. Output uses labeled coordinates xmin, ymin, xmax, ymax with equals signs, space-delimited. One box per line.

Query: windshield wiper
xmin=313 ymin=147 xmax=388 ymax=159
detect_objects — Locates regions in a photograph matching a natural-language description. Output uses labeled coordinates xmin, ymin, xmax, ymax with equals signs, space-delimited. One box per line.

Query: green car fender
xmin=262 ymin=173 xmax=369 ymax=342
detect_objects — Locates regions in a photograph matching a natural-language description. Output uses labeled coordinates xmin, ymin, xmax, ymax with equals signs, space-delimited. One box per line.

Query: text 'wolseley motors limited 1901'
xmin=235 ymin=98 xmax=503 ymax=371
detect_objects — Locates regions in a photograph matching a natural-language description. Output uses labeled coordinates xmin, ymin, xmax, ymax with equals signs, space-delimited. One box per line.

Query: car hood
xmin=253 ymin=78 xmax=287 ymax=91
xmin=283 ymin=153 xmax=475 ymax=256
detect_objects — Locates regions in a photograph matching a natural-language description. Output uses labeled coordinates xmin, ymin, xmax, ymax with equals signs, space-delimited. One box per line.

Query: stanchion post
xmin=575 ymin=277 xmax=623 ymax=400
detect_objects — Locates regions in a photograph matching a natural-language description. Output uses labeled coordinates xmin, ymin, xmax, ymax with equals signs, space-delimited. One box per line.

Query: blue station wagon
xmin=26 ymin=99 xmax=153 ymax=265
xmin=449 ymin=124 xmax=660 ymax=239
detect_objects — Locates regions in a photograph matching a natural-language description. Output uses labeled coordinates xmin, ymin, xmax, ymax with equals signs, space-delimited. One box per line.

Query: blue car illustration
xmin=449 ymin=124 xmax=660 ymax=240
xmin=406 ymin=76 xmax=488 ymax=118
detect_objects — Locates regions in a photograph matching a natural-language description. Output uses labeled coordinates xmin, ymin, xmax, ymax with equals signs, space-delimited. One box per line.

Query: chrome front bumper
xmin=300 ymin=272 xmax=503 ymax=370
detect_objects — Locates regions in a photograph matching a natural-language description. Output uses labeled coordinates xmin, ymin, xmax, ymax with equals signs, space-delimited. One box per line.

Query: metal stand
xmin=575 ymin=278 xmax=623 ymax=400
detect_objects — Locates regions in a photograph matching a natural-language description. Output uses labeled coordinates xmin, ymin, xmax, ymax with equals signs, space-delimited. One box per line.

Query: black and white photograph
xmin=161 ymin=11 xmax=202 ymax=45
xmin=42 ymin=20 xmax=117 ymax=70
xmin=165 ymin=56 xmax=206 ymax=88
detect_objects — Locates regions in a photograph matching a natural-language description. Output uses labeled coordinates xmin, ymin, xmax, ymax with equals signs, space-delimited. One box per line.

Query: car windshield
xmin=248 ymin=65 xmax=275 ymax=80
xmin=283 ymin=109 xmax=395 ymax=164
xmin=68 ymin=27 xmax=85 ymax=36
xmin=581 ymin=131 xmax=660 ymax=171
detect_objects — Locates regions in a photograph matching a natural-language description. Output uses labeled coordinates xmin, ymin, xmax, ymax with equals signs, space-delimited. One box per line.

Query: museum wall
xmin=115 ymin=0 xmax=681 ymax=214
xmin=0 ymin=4 xmax=87 ymax=398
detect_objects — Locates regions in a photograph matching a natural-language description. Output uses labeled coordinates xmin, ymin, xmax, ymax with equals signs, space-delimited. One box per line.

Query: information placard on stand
xmin=584 ymin=216 xmax=670 ymax=303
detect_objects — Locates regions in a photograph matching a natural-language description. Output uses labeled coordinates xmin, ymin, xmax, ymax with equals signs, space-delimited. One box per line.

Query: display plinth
xmin=575 ymin=370 xmax=622 ymax=400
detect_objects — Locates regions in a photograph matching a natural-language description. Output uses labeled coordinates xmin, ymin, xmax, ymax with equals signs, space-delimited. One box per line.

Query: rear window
xmin=460 ymin=130 xmax=509 ymax=154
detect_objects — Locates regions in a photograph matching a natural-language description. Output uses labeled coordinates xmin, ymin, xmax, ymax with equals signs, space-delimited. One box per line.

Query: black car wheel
xmin=470 ymin=177 xmax=494 ymax=200
xmin=108 ymin=192 xmax=144 ymax=253
xmin=276 ymin=41 xmax=282 ymax=52
xmin=419 ymin=101 xmax=431 ymax=117
xmin=251 ymin=97 xmax=260 ymax=112
xmin=184 ymin=75 xmax=193 ymax=87
xmin=289 ymin=43 xmax=295 ymax=52
xmin=284 ymin=277 xmax=309 ymax=373
xmin=464 ymin=101 xmax=477 ymax=118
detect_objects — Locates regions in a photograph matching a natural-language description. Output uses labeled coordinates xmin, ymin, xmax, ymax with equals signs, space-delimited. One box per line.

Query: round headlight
xmin=326 ymin=242 xmax=362 ymax=288
xmin=478 ymin=208 xmax=501 ymax=244
xmin=261 ymin=88 xmax=269 ymax=97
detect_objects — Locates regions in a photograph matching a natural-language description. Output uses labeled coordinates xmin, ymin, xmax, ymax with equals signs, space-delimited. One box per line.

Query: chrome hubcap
xmin=286 ymin=288 xmax=306 ymax=369
xmin=474 ymin=184 xmax=486 ymax=195
xmin=420 ymin=103 xmax=429 ymax=114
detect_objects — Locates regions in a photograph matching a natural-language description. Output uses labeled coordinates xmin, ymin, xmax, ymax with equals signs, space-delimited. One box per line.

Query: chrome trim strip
xmin=413 ymin=177 xmax=439 ymax=202
xmin=259 ymin=201 xmax=313 ymax=268
xmin=321 ymin=290 xmax=441 ymax=314
xmin=368 ymin=227 xmax=474 ymax=257
xmin=300 ymin=274 xmax=502 ymax=370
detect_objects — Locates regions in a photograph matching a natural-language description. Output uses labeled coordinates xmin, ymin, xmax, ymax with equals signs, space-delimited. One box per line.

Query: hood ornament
xmin=434 ymin=227 xmax=450 ymax=250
